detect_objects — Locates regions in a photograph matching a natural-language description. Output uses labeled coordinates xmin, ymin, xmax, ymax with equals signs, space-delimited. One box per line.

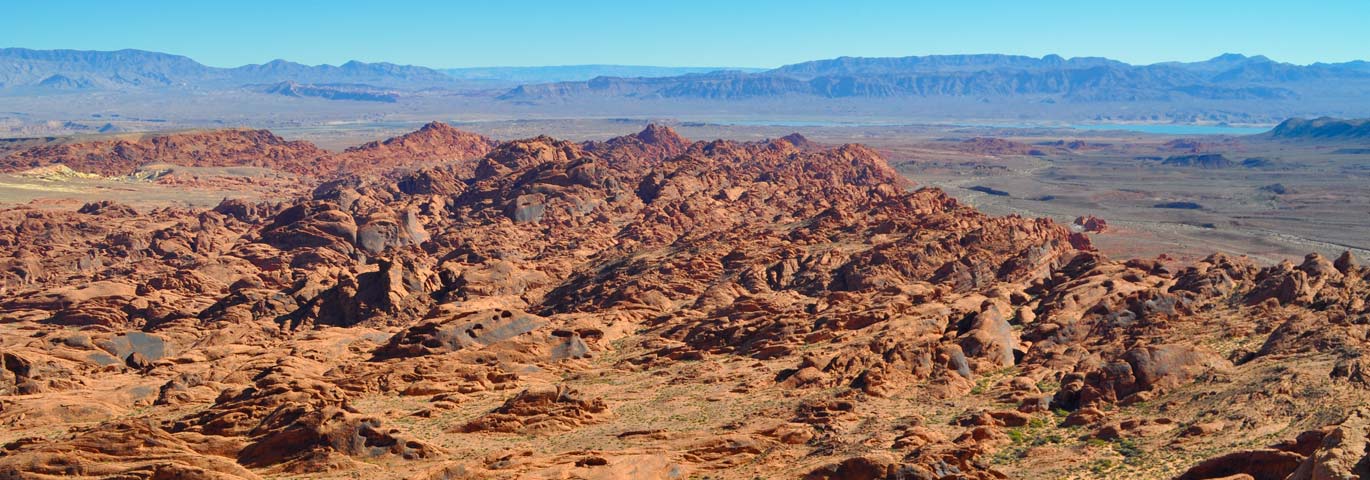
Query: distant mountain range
xmin=0 ymin=48 xmax=456 ymax=91
xmin=0 ymin=48 xmax=760 ymax=94
xmin=500 ymin=53 xmax=1370 ymax=103
xmin=440 ymin=65 xmax=766 ymax=85
xmin=3 ymin=48 xmax=1370 ymax=122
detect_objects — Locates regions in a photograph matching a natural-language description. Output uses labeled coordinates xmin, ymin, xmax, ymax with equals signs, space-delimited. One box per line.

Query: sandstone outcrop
xmin=1 ymin=124 xmax=1367 ymax=479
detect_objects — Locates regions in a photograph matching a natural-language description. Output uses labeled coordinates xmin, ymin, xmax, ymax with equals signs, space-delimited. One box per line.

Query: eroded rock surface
xmin=1 ymin=123 xmax=1368 ymax=479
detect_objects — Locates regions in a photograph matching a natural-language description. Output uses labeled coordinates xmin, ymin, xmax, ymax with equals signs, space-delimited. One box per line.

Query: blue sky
xmin=3 ymin=0 xmax=1367 ymax=68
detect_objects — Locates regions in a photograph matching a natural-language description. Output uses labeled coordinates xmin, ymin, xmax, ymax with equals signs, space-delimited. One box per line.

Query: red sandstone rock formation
xmin=1074 ymin=214 xmax=1109 ymax=233
xmin=0 ymin=129 xmax=328 ymax=176
xmin=0 ymin=124 xmax=1366 ymax=479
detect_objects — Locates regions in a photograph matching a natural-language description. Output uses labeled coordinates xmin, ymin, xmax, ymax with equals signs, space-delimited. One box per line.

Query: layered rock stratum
xmin=0 ymin=124 xmax=1367 ymax=479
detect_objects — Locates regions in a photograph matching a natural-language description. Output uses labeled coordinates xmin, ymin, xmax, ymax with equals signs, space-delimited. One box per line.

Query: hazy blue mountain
xmin=769 ymin=54 xmax=1126 ymax=78
xmin=440 ymin=65 xmax=765 ymax=85
xmin=1151 ymin=53 xmax=1273 ymax=73
xmin=0 ymin=48 xmax=763 ymax=94
xmin=0 ymin=48 xmax=214 ymax=89
xmin=0 ymin=48 xmax=456 ymax=92
xmin=499 ymin=53 xmax=1370 ymax=103
xmin=231 ymin=59 xmax=453 ymax=86
xmin=5 ymin=48 xmax=1369 ymax=118
xmin=1316 ymin=60 xmax=1370 ymax=73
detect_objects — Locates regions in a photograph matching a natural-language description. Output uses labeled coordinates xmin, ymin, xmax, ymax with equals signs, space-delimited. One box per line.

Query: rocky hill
xmin=331 ymin=121 xmax=497 ymax=175
xmin=0 ymin=125 xmax=1367 ymax=479
xmin=0 ymin=129 xmax=329 ymax=176
xmin=0 ymin=121 xmax=494 ymax=177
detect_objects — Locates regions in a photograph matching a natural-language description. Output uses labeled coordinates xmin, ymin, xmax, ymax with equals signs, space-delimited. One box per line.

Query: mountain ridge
xmin=440 ymin=64 xmax=767 ymax=84
xmin=0 ymin=47 xmax=457 ymax=91
xmin=5 ymin=48 xmax=1370 ymax=121
xmin=6 ymin=48 xmax=1369 ymax=98
xmin=500 ymin=53 xmax=1370 ymax=102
